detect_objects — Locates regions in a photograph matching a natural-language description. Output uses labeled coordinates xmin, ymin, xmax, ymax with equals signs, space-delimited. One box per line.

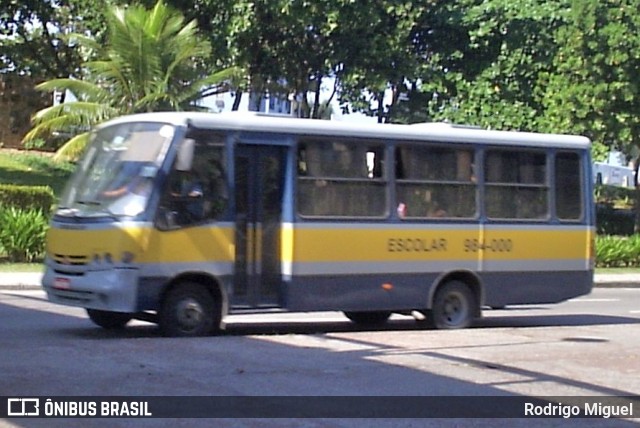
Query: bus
xmin=42 ymin=112 xmax=594 ymax=336
xmin=593 ymin=161 xmax=635 ymax=188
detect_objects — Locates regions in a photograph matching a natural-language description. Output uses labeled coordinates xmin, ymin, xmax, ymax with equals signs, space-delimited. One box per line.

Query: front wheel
xmin=344 ymin=311 xmax=391 ymax=326
xmin=159 ymin=282 xmax=219 ymax=337
xmin=430 ymin=281 xmax=476 ymax=330
xmin=86 ymin=309 xmax=132 ymax=330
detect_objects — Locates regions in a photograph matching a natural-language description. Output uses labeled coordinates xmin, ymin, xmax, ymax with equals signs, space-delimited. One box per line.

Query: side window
xmin=484 ymin=149 xmax=548 ymax=219
xmin=395 ymin=144 xmax=476 ymax=219
xmin=555 ymin=152 xmax=583 ymax=220
xmin=297 ymin=139 xmax=387 ymax=217
xmin=158 ymin=137 xmax=227 ymax=228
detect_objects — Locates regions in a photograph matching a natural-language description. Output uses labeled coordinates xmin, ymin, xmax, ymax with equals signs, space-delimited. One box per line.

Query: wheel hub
xmin=176 ymin=299 xmax=204 ymax=331
xmin=443 ymin=293 xmax=465 ymax=324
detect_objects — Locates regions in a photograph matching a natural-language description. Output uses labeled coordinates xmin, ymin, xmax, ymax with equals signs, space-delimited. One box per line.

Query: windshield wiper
xmin=76 ymin=200 xmax=102 ymax=206
xmin=73 ymin=200 xmax=120 ymax=220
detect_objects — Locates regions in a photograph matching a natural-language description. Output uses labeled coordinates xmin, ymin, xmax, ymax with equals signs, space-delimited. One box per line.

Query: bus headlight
xmin=121 ymin=251 xmax=136 ymax=264
xmin=92 ymin=252 xmax=134 ymax=265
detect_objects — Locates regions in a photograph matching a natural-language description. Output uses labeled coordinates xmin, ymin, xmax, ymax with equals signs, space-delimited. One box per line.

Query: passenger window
xmin=395 ymin=144 xmax=477 ymax=219
xmin=484 ymin=149 xmax=548 ymax=219
xmin=555 ymin=152 xmax=583 ymax=220
xmin=297 ymin=139 xmax=387 ymax=217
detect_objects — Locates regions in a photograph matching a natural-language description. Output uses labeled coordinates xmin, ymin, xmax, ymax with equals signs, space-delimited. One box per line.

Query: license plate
xmin=53 ymin=277 xmax=71 ymax=290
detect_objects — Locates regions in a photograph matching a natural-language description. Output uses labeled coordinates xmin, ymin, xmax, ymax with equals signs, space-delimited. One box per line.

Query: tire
xmin=86 ymin=309 xmax=132 ymax=330
xmin=344 ymin=311 xmax=391 ymax=326
xmin=430 ymin=281 xmax=476 ymax=330
xmin=159 ymin=282 xmax=219 ymax=337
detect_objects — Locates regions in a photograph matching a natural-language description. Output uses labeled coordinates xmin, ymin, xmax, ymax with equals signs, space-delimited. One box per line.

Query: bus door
xmin=233 ymin=144 xmax=287 ymax=308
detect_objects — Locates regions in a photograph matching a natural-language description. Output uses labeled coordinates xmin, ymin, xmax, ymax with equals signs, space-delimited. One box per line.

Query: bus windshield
xmin=58 ymin=122 xmax=175 ymax=218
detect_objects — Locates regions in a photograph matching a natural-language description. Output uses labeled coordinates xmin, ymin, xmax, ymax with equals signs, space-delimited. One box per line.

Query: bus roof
xmin=100 ymin=112 xmax=592 ymax=150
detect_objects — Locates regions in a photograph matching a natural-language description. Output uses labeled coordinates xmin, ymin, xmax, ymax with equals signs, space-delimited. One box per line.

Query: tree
xmin=163 ymin=0 xmax=424 ymax=120
xmin=539 ymin=0 xmax=640 ymax=230
xmin=0 ymin=0 xmax=106 ymax=79
xmin=337 ymin=1 xmax=426 ymax=123
xmin=0 ymin=0 xmax=108 ymax=147
xmin=227 ymin=0 xmax=344 ymax=118
xmin=539 ymin=0 xmax=640 ymax=161
xmin=400 ymin=0 xmax=570 ymax=129
xmin=23 ymin=1 xmax=237 ymax=160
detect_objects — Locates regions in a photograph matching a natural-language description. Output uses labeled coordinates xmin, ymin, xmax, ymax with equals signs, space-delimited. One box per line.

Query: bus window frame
xmin=296 ymin=137 xmax=390 ymax=220
xmin=553 ymin=150 xmax=586 ymax=223
xmin=394 ymin=142 xmax=479 ymax=221
xmin=483 ymin=146 xmax=551 ymax=222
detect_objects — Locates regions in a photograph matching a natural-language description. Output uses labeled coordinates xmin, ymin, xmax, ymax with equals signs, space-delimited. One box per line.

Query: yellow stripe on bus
xmin=285 ymin=227 xmax=592 ymax=263
xmin=47 ymin=225 xmax=235 ymax=264
xmin=47 ymin=223 xmax=591 ymax=266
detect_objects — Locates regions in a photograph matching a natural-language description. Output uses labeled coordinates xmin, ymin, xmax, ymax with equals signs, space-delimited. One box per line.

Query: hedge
xmin=0 ymin=184 xmax=55 ymax=214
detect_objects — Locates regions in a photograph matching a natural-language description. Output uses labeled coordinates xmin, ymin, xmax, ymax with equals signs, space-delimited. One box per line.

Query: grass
xmin=596 ymin=267 xmax=640 ymax=274
xmin=0 ymin=262 xmax=44 ymax=273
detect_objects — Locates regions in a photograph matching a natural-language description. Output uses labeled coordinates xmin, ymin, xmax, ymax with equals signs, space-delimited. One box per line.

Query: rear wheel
xmin=344 ymin=311 xmax=391 ymax=326
xmin=159 ymin=282 xmax=219 ymax=337
xmin=430 ymin=281 xmax=476 ymax=329
xmin=86 ymin=309 xmax=132 ymax=329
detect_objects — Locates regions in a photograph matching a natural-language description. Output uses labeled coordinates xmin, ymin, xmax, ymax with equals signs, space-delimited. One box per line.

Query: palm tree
xmin=24 ymin=0 xmax=239 ymax=161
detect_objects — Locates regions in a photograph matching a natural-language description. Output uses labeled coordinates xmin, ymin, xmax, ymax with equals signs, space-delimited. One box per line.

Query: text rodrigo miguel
xmin=525 ymin=401 xmax=634 ymax=419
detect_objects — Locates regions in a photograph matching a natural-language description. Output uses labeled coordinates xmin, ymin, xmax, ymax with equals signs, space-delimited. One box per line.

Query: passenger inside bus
xmin=157 ymin=140 xmax=228 ymax=228
xmin=167 ymin=170 xmax=205 ymax=223
xmin=98 ymin=162 xmax=155 ymax=216
xmin=426 ymin=201 xmax=447 ymax=218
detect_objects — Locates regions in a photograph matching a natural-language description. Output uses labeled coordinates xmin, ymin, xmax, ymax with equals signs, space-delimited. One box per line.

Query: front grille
xmin=51 ymin=253 xmax=89 ymax=266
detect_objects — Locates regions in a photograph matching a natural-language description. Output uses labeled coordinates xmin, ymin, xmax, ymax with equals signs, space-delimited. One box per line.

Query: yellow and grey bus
xmin=42 ymin=112 xmax=594 ymax=336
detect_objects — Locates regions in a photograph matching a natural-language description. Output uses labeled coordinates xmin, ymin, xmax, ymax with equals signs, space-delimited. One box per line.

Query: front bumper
xmin=42 ymin=265 xmax=140 ymax=313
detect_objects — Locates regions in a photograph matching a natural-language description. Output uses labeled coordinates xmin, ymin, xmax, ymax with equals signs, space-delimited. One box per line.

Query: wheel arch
xmin=427 ymin=270 xmax=484 ymax=318
xmin=160 ymin=271 xmax=228 ymax=329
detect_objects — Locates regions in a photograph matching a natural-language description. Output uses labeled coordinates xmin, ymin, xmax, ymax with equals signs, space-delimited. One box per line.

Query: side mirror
xmin=176 ymin=138 xmax=195 ymax=171
xmin=155 ymin=208 xmax=179 ymax=231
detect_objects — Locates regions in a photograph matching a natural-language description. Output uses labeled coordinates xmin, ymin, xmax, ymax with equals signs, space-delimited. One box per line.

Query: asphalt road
xmin=0 ymin=288 xmax=639 ymax=428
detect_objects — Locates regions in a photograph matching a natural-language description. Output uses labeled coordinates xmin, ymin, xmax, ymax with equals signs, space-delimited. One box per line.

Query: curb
xmin=593 ymin=273 xmax=640 ymax=288
xmin=0 ymin=273 xmax=44 ymax=290
xmin=0 ymin=273 xmax=639 ymax=291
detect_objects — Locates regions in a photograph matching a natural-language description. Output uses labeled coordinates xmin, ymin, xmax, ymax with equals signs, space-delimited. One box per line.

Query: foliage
xmin=157 ymin=0 xmax=425 ymax=120
xmin=0 ymin=184 xmax=55 ymax=213
xmin=23 ymin=0 xmax=238 ymax=161
xmin=336 ymin=1 xmax=425 ymax=123
xmin=404 ymin=0 xmax=566 ymax=129
xmin=0 ymin=207 xmax=48 ymax=263
xmin=595 ymin=184 xmax=635 ymax=209
xmin=22 ymin=138 xmax=46 ymax=150
xmin=595 ymin=235 xmax=640 ymax=268
xmin=0 ymin=0 xmax=106 ymax=79
xmin=4 ymin=0 xmax=640 ymax=168
xmin=595 ymin=185 xmax=639 ymax=236
xmin=0 ymin=151 xmax=73 ymax=197
xmin=223 ymin=0 xmax=351 ymax=118
xmin=596 ymin=205 xmax=635 ymax=236
xmin=539 ymin=0 xmax=640 ymax=152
